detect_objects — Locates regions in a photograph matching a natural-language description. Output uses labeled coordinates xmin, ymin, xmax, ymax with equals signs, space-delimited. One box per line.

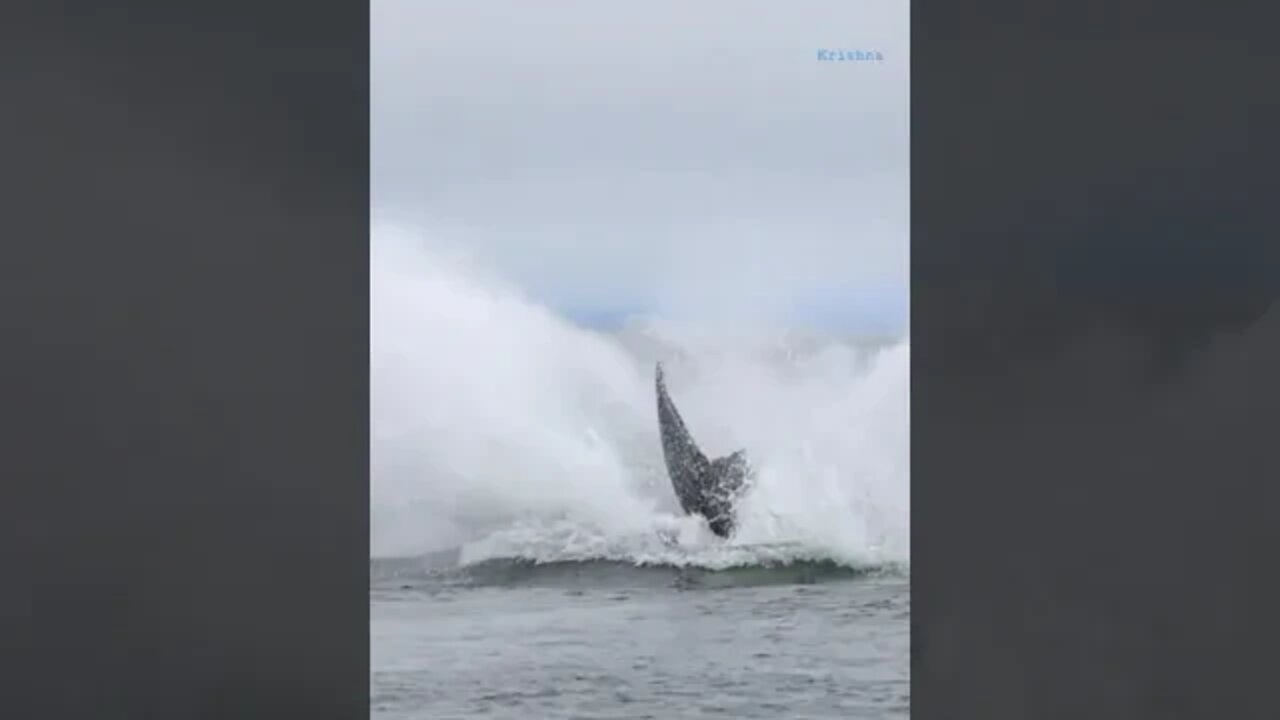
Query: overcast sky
xmin=373 ymin=0 xmax=908 ymax=334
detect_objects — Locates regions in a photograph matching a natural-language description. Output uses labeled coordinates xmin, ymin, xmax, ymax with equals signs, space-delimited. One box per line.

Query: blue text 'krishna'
xmin=816 ymin=49 xmax=884 ymax=62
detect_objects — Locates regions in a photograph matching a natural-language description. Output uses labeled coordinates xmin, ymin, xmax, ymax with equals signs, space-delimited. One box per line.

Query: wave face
xmin=371 ymin=225 xmax=909 ymax=577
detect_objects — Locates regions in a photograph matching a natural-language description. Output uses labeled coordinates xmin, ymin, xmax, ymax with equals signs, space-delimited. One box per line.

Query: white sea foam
xmin=372 ymin=223 xmax=908 ymax=570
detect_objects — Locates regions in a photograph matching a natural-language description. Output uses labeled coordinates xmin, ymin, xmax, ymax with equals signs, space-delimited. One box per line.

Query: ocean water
xmin=372 ymin=555 xmax=908 ymax=719
xmin=371 ymin=226 xmax=910 ymax=718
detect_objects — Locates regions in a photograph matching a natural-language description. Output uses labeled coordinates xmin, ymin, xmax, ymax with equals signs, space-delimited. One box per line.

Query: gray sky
xmin=373 ymin=0 xmax=908 ymax=333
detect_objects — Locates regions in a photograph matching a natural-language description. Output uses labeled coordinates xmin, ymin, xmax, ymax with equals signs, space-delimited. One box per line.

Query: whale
xmin=655 ymin=362 xmax=751 ymax=538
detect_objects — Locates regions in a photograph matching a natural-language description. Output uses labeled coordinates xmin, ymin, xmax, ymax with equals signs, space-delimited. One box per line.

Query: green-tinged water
xmin=371 ymin=554 xmax=909 ymax=719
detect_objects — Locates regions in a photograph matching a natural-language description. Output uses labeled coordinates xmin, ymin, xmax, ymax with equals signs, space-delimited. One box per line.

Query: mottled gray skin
xmin=655 ymin=362 xmax=751 ymax=538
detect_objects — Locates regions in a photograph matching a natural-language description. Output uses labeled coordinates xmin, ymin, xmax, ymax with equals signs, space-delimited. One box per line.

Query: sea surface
xmin=371 ymin=552 xmax=909 ymax=719
xmin=371 ymin=233 xmax=910 ymax=718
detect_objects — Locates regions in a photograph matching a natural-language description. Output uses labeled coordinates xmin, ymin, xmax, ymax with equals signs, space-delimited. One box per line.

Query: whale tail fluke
xmin=654 ymin=362 xmax=751 ymax=538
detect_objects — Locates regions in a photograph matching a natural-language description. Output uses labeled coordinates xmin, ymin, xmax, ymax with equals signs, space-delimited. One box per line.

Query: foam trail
xmin=371 ymin=224 xmax=909 ymax=570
